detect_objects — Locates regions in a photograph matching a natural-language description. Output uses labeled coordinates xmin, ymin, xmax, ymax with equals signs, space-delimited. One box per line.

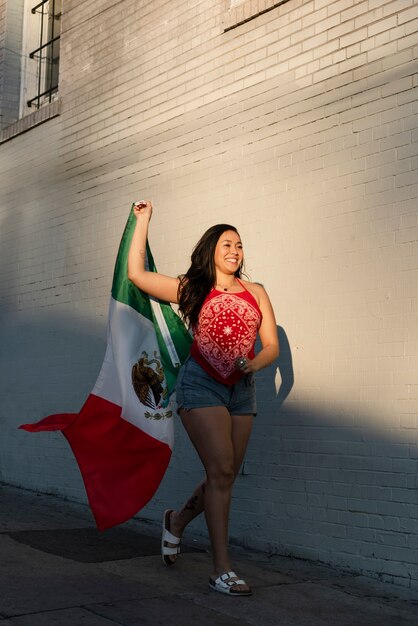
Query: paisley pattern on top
xmin=194 ymin=290 xmax=261 ymax=380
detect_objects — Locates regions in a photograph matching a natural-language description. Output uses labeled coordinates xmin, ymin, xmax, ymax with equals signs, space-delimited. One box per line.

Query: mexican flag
xmin=20 ymin=207 xmax=192 ymax=530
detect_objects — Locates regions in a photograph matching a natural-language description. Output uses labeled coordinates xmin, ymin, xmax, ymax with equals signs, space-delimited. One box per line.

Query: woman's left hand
xmin=236 ymin=357 xmax=257 ymax=374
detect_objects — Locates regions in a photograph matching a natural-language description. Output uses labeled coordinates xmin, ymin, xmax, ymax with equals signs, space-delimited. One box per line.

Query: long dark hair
xmin=178 ymin=224 xmax=243 ymax=328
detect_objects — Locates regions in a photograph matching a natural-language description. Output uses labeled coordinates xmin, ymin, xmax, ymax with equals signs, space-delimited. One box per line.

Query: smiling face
xmin=214 ymin=230 xmax=244 ymax=276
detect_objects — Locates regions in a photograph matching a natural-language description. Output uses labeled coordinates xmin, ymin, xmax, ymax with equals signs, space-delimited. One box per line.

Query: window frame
xmin=27 ymin=0 xmax=62 ymax=109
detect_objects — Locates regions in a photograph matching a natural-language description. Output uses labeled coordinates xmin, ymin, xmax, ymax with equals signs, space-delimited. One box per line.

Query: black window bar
xmin=27 ymin=0 xmax=61 ymax=109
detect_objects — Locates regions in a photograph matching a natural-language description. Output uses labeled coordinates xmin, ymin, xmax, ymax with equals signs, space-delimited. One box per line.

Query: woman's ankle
xmin=213 ymin=560 xmax=232 ymax=575
xmin=169 ymin=510 xmax=184 ymax=538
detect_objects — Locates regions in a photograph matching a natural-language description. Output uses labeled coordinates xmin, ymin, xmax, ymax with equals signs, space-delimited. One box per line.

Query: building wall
xmin=0 ymin=0 xmax=24 ymax=129
xmin=1 ymin=0 xmax=418 ymax=589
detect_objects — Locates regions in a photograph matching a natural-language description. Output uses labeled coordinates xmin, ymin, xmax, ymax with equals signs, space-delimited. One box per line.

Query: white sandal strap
xmin=209 ymin=570 xmax=252 ymax=595
xmin=162 ymin=545 xmax=180 ymax=556
xmin=219 ymin=571 xmax=237 ymax=581
xmin=216 ymin=571 xmax=246 ymax=587
xmin=163 ymin=529 xmax=180 ymax=545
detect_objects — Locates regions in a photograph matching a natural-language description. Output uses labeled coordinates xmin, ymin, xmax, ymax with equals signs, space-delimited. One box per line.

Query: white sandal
xmin=161 ymin=509 xmax=181 ymax=566
xmin=209 ymin=571 xmax=252 ymax=596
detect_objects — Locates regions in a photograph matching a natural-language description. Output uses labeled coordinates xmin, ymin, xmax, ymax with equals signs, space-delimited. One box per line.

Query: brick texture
xmin=0 ymin=0 xmax=418 ymax=590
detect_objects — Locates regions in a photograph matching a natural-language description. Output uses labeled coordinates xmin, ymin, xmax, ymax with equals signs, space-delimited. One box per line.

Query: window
xmin=0 ymin=0 xmax=62 ymax=142
xmin=27 ymin=0 xmax=62 ymax=109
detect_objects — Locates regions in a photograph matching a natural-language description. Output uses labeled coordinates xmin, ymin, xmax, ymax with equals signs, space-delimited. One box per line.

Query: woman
xmin=128 ymin=200 xmax=279 ymax=596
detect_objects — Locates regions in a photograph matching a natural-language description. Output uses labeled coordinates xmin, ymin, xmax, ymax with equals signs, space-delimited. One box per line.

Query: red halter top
xmin=190 ymin=279 xmax=262 ymax=385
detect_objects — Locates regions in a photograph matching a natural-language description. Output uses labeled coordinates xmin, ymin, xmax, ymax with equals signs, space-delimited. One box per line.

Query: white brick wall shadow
xmin=240 ymin=410 xmax=418 ymax=590
xmin=0 ymin=312 xmax=107 ymax=502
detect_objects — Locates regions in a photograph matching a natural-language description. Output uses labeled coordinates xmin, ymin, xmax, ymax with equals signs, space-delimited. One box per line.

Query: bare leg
xmin=172 ymin=480 xmax=206 ymax=532
xmin=170 ymin=412 xmax=253 ymax=535
xmin=164 ymin=411 xmax=253 ymax=568
xmin=171 ymin=407 xmax=252 ymax=591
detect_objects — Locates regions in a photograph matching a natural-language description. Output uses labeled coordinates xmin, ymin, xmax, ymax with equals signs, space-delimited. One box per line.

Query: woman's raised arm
xmin=127 ymin=201 xmax=180 ymax=303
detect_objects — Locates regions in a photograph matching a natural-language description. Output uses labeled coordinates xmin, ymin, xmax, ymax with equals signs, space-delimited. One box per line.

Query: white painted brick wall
xmin=1 ymin=0 xmax=418 ymax=590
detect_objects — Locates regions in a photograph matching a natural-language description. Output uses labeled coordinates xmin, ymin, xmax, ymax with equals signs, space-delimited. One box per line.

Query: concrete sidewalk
xmin=0 ymin=484 xmax=417 ymax=626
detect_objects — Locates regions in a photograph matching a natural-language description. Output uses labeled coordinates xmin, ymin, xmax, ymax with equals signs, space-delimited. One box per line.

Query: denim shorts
xmin=175 ymin=356 xmax=257 ymax=416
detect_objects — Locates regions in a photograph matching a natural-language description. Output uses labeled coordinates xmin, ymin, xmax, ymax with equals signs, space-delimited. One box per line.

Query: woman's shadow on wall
xmin=273 ymin=325 xmax=294 ymax=407
xmin=254 ymin=325 xmax=294 ymax=409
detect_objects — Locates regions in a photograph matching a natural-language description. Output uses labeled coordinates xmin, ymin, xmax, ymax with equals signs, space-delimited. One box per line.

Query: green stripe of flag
xmin=111 ymin=206 xmax=192 ymax=399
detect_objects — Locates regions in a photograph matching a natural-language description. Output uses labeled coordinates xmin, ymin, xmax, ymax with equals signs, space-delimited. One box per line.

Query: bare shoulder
xmin=240 ymin=279 xmax=268 ymax=306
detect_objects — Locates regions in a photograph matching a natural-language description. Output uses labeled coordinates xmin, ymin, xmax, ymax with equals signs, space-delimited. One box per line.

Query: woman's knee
xmin=206 ymin=463 xmax=235 ymax=490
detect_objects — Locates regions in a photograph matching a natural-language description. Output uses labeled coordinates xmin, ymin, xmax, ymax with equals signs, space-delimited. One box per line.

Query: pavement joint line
xmin=2 ymin=592 xmax=172 ymax=622
xmin=1 ymin=605 xmax=92 ymax=621
xmin=250 ymin=580 xmax=313 ymax=589
xmin=81 ymin=605 xmax=129 ymax=625
xmin=86 ymin=594 xmax=256 ymax=625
